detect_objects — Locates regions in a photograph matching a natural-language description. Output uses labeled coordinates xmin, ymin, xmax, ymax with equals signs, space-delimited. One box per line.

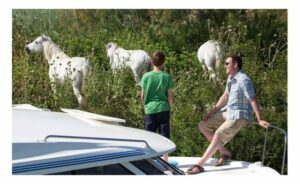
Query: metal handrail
xmin=44 ymin=135 xmax=151 ymax=148
xmin=253 ymin=122 xmax=287 ymax=175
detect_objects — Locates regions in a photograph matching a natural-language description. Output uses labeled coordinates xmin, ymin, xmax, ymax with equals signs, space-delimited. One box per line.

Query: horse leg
xmin=209 ymin=73 xmax=217 ymax=82
xmin=50 ymin=82 xmax=57 ymax=94
xmin=72 ymin=77 xmax=83 ymax=104
xmin=201 ymin=63 xmax=207 ymax=72
xmin=207 ymin=67 xmax=217 ymax=82
xmin=49 ymin=78 xmax=58 ymax=106
xmin=49 ymin=69 xmax=56 ymax=92
xmin=201 ymin=64 xmax=209 ymax=80
xmin=132 ymin=70 xmax=141 ymax=86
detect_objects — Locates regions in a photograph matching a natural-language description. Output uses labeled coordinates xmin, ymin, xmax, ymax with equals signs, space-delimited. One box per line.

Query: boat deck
xmin=170 ymin=157 xmax=279 ymax=175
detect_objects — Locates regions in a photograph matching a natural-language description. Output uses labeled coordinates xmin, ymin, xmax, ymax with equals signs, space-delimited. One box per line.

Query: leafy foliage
xmin=12 ymin=9 xmax=287 ymax=174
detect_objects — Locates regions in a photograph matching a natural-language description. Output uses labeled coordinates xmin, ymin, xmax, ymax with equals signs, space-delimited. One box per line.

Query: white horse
xmin=106 ymin=42 xmax=151 ymax=84
xmin=197 ymin=40 xmax=224 ymax=81
xmin=25 ymin=35 xmax=91 ymax=104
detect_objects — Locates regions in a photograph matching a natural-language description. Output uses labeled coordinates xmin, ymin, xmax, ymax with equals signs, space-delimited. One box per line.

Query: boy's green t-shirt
xmin=141 ymin=71 xmax=174 ymax=114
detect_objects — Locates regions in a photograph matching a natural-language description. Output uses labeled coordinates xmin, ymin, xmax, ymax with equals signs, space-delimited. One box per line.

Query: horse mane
xmin=43 ymin=40 xmax=70 ymax=61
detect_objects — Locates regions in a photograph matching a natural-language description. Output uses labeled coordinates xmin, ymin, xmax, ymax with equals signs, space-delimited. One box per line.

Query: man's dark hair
xmin=152 ymin=51 xmax=165 ymax=67
xmin=228 ymin=55 xmax=243 ymax=69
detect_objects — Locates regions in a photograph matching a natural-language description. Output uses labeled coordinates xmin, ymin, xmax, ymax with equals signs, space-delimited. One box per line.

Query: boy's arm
xmin=167 ymin=89 xmax=174 ymax=109
xmin=141 ymin=89 xmax=144 ymax=104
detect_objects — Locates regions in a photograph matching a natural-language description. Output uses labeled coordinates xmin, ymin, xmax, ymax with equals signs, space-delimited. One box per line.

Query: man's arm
xmin=248 ymin=97 xmax=269 ymax=128
xmin=203 ymin=91 xmax=229 ymax=121
xmin=212 ymin=91 xmax=229 ymax=113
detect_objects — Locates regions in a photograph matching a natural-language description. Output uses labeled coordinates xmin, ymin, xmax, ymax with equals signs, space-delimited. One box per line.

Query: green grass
xmin=12 ymin=9 xmax=287 ymax=174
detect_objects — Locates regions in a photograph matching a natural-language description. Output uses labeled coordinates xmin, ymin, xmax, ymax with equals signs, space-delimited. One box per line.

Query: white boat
xmin=12 ymin=104 xmax=285 ymax=175
xmin=12 ymin=104 xmax=182 ymax=175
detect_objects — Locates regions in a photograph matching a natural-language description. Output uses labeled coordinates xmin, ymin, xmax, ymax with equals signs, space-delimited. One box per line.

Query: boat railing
xmin=253 ymin=122 xmax=287 ymax=175
xmin=44 ymin=135 xmax=151 ymax=148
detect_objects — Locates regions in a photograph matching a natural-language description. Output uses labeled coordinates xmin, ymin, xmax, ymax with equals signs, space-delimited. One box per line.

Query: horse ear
xmin=41 ymin=34 xmax=46 ymax=40
xmin=41 ymin=34 xmax=47 ymax=39
xmin=41 ymin=35 xmax=51 ymax=42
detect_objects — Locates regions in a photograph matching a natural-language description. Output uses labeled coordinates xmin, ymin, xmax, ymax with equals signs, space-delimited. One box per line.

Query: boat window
xmin=50 ymin=163 xmax=133 ymax=175
xmin=150 ymin=157 xmax=185 ymax=175
xmin=130 ymin=159 xmax=165 ymax=175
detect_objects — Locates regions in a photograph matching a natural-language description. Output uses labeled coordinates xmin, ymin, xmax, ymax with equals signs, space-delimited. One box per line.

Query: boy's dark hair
xmin=228 ymin=54 xmax=243 ymax=69
xmin=152 ymin=51 xmax=165 ymax=67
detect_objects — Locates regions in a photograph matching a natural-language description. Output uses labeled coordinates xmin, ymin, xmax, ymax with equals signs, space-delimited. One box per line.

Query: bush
xmin=12 ymin=9 xmax=287 ymax=174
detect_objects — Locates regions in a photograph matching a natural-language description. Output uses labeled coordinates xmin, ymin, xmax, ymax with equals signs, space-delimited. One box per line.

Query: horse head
xmin=106 ymin=42 xmax=118 ymax=58
xmin=25 ymin=34 xmax=51 ymax=54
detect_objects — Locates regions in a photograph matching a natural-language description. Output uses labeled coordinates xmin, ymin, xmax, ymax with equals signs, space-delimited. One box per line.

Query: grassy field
xmin=12 ymin=9 xmax=287 ymax=174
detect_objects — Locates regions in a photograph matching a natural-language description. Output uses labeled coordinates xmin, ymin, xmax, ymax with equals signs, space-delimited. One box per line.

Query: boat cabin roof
xmin=12 ymin=106 xmax=175 ymax=174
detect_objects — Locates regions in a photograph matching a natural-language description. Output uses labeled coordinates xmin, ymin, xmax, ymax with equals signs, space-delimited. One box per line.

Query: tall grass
xmin=12 ymin=9 xmax=287 ymax=174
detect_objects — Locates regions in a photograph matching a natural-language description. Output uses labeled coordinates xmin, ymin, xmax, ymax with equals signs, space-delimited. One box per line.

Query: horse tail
xmin=82 ymin=59 xmax=92 ymax=77
xmin=145 ymin=55 xmax=152 ymax=72
xmin=215 ymin=41 xmax=222 ymax=69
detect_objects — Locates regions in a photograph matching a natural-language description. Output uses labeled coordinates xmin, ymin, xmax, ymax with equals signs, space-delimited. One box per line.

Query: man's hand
xmin=258 ymin=119 xmax=269 ymax=128
xmin=203 ymin=111 xmax=214 ymax=122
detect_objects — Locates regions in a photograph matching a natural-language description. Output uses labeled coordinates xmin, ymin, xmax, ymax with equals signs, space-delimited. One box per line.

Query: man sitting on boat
xmin=187 ymin=55 xmax=270 ymax=174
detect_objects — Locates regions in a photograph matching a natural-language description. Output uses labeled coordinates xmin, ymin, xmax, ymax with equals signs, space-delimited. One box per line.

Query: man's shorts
xmin=199 ymin=111 xmax=248 ymax=145
xmin=145 ymin=111 xmax=170 ymax=139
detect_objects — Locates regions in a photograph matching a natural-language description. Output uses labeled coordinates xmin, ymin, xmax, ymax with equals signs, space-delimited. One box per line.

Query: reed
xmin=12 ymin=9 xmax=287 ymax=174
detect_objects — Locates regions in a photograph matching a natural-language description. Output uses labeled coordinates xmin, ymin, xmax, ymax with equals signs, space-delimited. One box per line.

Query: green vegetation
xmin=12 ymin=9 xmax=287 ymax=174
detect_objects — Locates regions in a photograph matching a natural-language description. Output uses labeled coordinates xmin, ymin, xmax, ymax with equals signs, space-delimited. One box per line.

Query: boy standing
xmin=140 ymin=51 xmax=174 ymax=161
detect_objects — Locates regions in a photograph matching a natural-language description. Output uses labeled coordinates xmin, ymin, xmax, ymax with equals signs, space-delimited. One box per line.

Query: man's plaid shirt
xmin=223 ymin=70 xmax=255 ymax=121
